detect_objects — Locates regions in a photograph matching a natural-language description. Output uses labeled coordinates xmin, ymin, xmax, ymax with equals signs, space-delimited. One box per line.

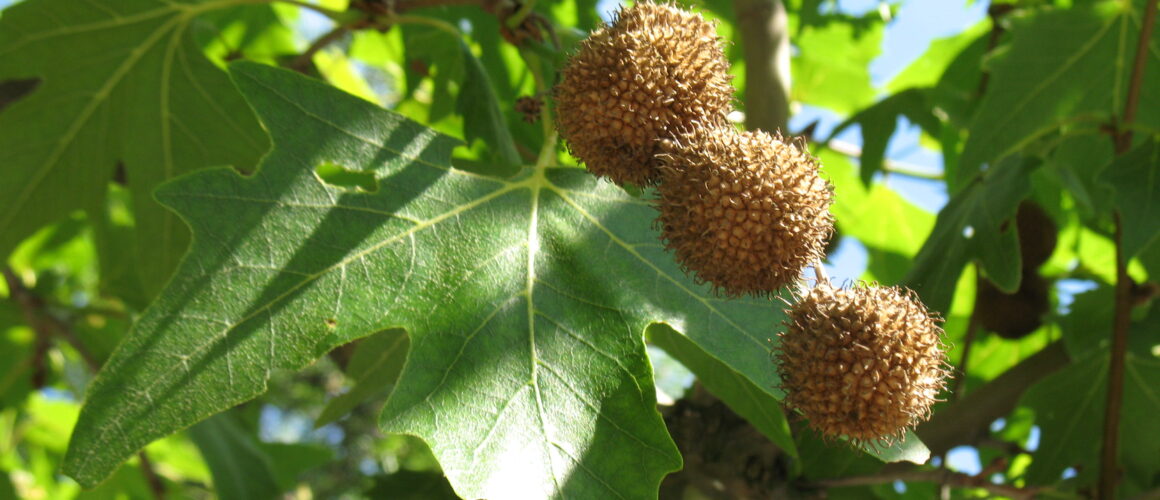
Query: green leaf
xmin=1100 ymin=137 xmax=1160 ymax=259
xmin=646 ymin=323 xmax=797 ymax=458
xmin=1120 ymin=354 xmax=1160 ymax=492
xmin=457 ymin=40 xmax=522 ymax=177
xmin=823 ymin=150 xmax=935 ymax=262
xmin=188 ymin=413 xmax=282 ymax=500
xmin=956 ymin=2 xmax=1160 ymax=187
xmin=317 ymin=329 xmax=409 ymax=426
xmin=1045 ymin=132 xmax=1115 ymax=217
xmin=1021 ymin=350 xmax=1160 ymax=489
xmin=0 ymin=302 xmax=33 ymax=408
xmin=1021 ymin=352 xmax=1106 ymax=486
xmin=366 ymin=469 xmax=459 ymax=500
xmin=828 ymin=89 xmax=940 ymax=185
xmin=903 ymin=156 xmax=1034 ymax=313
xmin=62 ymin=61 xmax=806 ymax=498
xmin=858 ymin=431 xmax=930 ymax=465
xmin=257 ymin=442 xmax=335 ymax=491
xmin=886 ymin=22 xmax=989 ymax=94
xmin=0 ymin=0 xmax=268 ymax=297
xmin=791 ymin=19 xmax=882 ymax=114
xmin=1059 ymin=286 xmax=1113 ymax=358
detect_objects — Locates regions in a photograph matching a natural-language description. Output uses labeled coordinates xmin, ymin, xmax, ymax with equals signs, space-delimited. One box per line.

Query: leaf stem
xmin=1099 ymin=1 xmax=1156 ymax=497
xmin=288 ymin=25 xmax=352 ymax=73
xmin=389 ymin=14 xmax=462 ymax=38
xmin=505 ymin=0 xmax=539 ymax=30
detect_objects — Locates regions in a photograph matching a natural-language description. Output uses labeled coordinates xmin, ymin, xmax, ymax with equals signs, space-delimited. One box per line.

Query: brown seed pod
xmin=975 ymin=271 xmax=1051 ymax=339
xmin=554 ymin=1 xmax=734 ymax=186
xmin=656 ymin=127 xmax=833 ymax=296
xmin=776 ymin=284 xmax=950 ymax=445
xmin=1014 ymin=200 xmax=1057 ymax=268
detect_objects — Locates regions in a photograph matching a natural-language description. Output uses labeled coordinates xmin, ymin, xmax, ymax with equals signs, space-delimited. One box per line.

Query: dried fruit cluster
xmin=554 ymin=1 xmax=948 ymax=445
xmin=777 ymin=284 xmax=950 ymax=445
xmin=556 ymin=1 xmax=833 ymax=296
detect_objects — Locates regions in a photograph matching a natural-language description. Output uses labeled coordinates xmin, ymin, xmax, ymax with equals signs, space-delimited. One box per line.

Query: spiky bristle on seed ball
xmin=655 ymin=127 xmax=833 ymax=296
xmin=775 ymin=284 xmax=950 ymax=445
xmin=554 ymin=1 xmax=734 ymax=187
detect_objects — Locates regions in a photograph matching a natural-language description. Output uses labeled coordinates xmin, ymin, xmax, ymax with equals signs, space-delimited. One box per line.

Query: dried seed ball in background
xmin=554 ymin=1 xmax=734 ymax=186
xmin=656 ymin=127 xmax=833 ymax=296
xmin=776 ymin=284 xmax=950 ymax=444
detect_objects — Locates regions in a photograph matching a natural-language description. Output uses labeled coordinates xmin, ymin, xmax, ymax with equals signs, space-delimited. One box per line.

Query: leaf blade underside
xmin=63 ymin=62 xmax=803 ymax=498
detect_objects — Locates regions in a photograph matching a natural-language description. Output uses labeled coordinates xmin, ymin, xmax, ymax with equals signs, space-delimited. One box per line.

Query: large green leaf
xmin=956 ymin=1 xmax=1160 ymax=187
xmin=61 ymin=62 xmax=818 ymax=498
xmin=1100 ymin=137 xmax=1160 ymax=259
xmin=791 ymin=18 xmax=882 ymax=114
xmin=903 ymin=156 xmax=1033 ymax=314
xmin=0 ymin=0 xmax=268 ymax=297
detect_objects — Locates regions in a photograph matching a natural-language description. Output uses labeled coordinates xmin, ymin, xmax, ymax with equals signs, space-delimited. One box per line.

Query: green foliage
xmin=2 ymin=0 xmax=1159 ymax=498
xmin=0 ymin=0 xmax=269 ymax=300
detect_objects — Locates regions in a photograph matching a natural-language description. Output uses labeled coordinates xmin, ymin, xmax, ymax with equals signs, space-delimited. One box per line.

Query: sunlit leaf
xmin=957 ymin=2 xmax=1160 ymax=187
xmin=61 ymin=62 xmax=820 ymax=497
xmin=904 ymin=156 xmax=1033 ymax=313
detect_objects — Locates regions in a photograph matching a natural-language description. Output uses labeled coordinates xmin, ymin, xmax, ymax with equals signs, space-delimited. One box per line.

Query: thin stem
xmin=825 ymin=139 xmax=944 ymax=180
xmin=288 ymin=25 xmax=352 ymax=73
xmin=506 ymin=0 xmax=539 ymax=30
xmin=1101 ymin=214 xmax=1134 ymax=500
xmin=390 ymin=13 xmax=462 ymax=38
xmin=812 ymin=259 xmax=830 ymax=286
xmin=1116 ymin=0 xmax=1158 ymax=152
xmin=1099 ymin=1 xmax=1157 ymax=498
xmin=519 ymin=46 xmax=557 ymax=166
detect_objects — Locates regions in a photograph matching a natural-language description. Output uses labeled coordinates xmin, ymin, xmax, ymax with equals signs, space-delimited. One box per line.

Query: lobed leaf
xmin=903 ymin=156 xmax=1033 ymax=314
xmin=62 ymin=62 xmax=817 ymax=498
xmin=956 ymin=2 xmax=1160 ymax=188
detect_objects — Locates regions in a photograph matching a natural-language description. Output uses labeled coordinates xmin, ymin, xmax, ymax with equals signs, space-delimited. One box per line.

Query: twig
xmin=975 ymin=4 xmax=1015 ymax=98
xmin=1115 ymin=0 xmax=1158 ymax=153
xmin=807 ymin=467 xmax=1041 ymax=500
xmin=916 ymin=342 xmax=1069 ymax=456
xmin=1099 ymin=1 xmax=1157 ymax=498
xmin=288 ymin=25 xmax=353 ymax=74
xmin=825 ymin=139 xmax=944 ymax=180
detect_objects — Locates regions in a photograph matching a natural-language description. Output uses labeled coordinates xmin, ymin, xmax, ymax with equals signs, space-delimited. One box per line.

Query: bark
xmin=733 ymin=0 xmax=791 ymax=134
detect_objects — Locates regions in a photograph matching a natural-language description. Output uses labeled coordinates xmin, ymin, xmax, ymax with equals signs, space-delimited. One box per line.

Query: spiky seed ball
xmin=656 ymin=127 xmax=833 ymax=296
xmin=554 ymin=1 xmax=734 ymax=186
xmin=776 ymin=284 xmax=950 ymax=445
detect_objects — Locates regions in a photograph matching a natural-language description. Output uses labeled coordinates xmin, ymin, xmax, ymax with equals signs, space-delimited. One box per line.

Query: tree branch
xmin=733 ymin=0 xmax=790 ymax=133
xmin=806 ymin=466 xmax=1042 ymax=500
xmin=916 ymin=341 xmax=1069 ymax=457
xmin=1100 ymin=1 xmax=1157 ymax=497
